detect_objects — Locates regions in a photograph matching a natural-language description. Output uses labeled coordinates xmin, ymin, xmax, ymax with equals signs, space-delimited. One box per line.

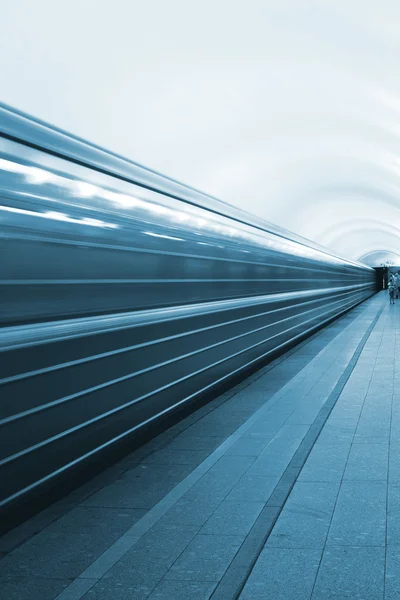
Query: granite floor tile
xmin=387 ymin=484 xmax=400 ymax=545
xmin=164 ymin=436 xmax=227 ymax=452
xmin=226 ymin=473 xmax=279 ymax=503
xmin=360 ymin=401 xmax=392 ymax=416
xmin=80 ymin=527 xmax=199 ymax=598
xmin=40 ymin=506 xmax=147 ymax=537
xmin=312 ymin=546 xmax=385 ymax=600
xmin=333 ymin=390 xmax=366 ymax=403
xmin=317 ymin=428 xmax=356 ymax=445
xmin=0 ymin=500 xmax=77 ymax=555
xmin=354 ymin=419 xmax=391 ymax=442
xmin=267 ymin=482 xmax=340 ymax=549
xmin=274 ymin=423 xmax=311 ymax=439
xmin=285 ymin=406 xmax=321 ymax=426
xmin=252 ymin=437 xmax=303 ymax=475
xmin=180 ymin=416 xmax=250 ymax=438
xmin=327 ymin=481 xmax=387 ymax=547
xmin=343 ymin=443 xmax=389 ymax=481
xmin=239 ymin=547 xmax=322 ymax=600
xmin=389 ymin=445 xmax=400 ymax=483
xmin=81 ymin=567 xmax=166 ymax=600
xmin=144 ymin=448 xmax=212 ymax=465
xmin=243 ymin=421 xmax=284 ymax=439
xmin=0 ymin=576 xmax=70 ymax=600
xmin=114 ymin=523 xmax=199 ymax=568
xmin=164 ymin=534 xmax=243 ymax=581
xmin=385 ymin=545 xmax=400 ymax=600
xmin=81 ymin=480 xmax=170 ymax=510
xmin=360 ymin=410 xmax=392 ymax=425
xmin=389 ymin=422 xmax=400 ymax=441
xmin=329 ymin=403 xmax=363 ymax=420
xmin=200 ymin=501 xmax=264 ymax=536
xmin=353 ymin=432 xmax=391 ymax=444
xmin=0 ymin=532 xmax=110 ymax=580
xmin=298 ymin=443 xmax=350 ymax=482
xmin=117 ymin=463 xmax=195 ymax=483
xmin=226 ymin=436 xmax=270 ymax=456
xmin=82 ymin=463 xmax=193 ymax=509
xmin=146 ymin=579 xmax=217 ymax=599
xmin=177 ymin=477 xmax=231 ymax=507
xmin=155 ymin=497 xmax=219 ymax=527
xmin=209 ymin=455 xmax=256 ymax=477
xmin=320 ymin=418 xmax=359 ymax=432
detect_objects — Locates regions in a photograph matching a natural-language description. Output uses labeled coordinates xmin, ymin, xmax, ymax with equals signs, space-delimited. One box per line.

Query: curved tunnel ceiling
xmin=1 ymin=1 xmax=400 ymax=266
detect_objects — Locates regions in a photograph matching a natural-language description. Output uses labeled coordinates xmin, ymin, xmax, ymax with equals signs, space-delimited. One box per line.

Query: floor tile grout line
xmin=213 ymin=295 xmax=386 ymax=600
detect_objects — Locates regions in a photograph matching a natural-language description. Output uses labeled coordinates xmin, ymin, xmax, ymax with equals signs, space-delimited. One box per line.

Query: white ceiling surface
xmin=1 ymin=1 xmax=400 ymax=266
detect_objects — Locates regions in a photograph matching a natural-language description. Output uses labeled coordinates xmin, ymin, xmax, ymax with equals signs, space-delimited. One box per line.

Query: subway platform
xmin=0 ymin=290 xmax=397 ymax=600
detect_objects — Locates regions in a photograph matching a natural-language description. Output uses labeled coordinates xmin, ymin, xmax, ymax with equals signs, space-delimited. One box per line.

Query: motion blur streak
xmin=0 ymin=106 xmax=376 ymax=522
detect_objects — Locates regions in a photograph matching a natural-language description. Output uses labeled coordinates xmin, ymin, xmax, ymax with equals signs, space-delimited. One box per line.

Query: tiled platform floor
xmin=0 ymin=291 xmax=395 ymax=600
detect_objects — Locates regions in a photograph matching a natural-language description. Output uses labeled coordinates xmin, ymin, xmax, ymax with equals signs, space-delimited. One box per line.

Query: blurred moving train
xmin=0 ymin=103 xmax=376 ymax=522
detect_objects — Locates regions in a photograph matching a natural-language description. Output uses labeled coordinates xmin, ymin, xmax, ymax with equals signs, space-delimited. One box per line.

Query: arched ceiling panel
xmin=1 ymin=1 xmax=400 ymax=264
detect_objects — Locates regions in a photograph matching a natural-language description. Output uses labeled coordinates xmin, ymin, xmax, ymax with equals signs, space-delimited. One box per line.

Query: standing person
xmin=390 ymin=272 xmax=398 ymax=299
xmin=389 ymin=279 xmax=395 ymax=305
